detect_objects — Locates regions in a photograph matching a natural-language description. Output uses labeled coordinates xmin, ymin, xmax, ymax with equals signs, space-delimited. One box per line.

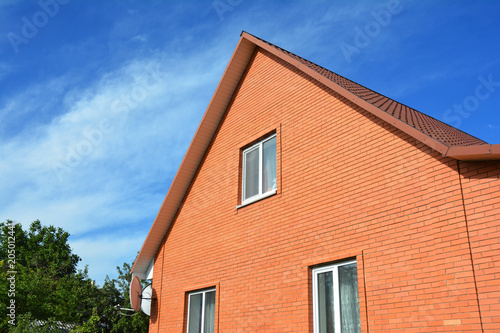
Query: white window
xmin=187 ymin=288 xmax=216 ymax=333
xmin=312 ymin=261 xmax=361 ymax=333
xmin=242 ymin=134 xmax=277 ymax=205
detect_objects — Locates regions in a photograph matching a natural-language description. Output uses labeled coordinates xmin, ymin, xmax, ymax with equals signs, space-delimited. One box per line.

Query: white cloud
xmin=0 ymin=38 xmax=233 ymax=284
xmin=70 ymin=233 xmax=147 ymax=285
xmin=131 ymin=34 xmax=148 ymax=42
xmin=0 ymin=62 xmax=13 ymax=81
xmin=0 ymin=75 xmax=69 ymax=137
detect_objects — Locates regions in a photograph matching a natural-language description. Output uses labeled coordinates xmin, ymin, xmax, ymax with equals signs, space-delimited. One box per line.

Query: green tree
xmin=1 ymin=220 xmax=149 ymax=332
xmin=108 ymin=262 xmax=149 ymax=333
xmin=71 ymin=308 xmax=101 ymax=333
xmin=0 ymin=220 xmax=98 ymax=330
xmin=73 ymin=261 xmax=150 ymax=333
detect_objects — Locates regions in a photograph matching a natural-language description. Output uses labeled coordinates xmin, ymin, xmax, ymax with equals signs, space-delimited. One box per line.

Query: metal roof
xmin=269 ymin=40 xmax=487 ymax=147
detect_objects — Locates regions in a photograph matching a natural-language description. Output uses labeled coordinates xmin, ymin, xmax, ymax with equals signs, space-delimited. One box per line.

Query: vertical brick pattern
xmin=149 ymin=48 xmax=497 ymax=332
xmin=459 ymin=160 xmax=500 ymax=332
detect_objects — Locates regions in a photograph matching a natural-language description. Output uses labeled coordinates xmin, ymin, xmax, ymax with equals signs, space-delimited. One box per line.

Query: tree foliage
xmin=0 ymin=220 xmax=149 ymax=332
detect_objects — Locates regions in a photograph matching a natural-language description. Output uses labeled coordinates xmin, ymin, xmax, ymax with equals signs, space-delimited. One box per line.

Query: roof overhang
xmin=445 ymin=144 xmax=500 ymax=160
xmin=131 ymin=32 xmax=499 ymax=278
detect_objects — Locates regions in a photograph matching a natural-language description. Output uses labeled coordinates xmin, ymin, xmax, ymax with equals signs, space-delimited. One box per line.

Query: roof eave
xmin=446 ymin=144 xmax=500 ymax=161
xmin=131 ymin=36 xmax=257 ymax=278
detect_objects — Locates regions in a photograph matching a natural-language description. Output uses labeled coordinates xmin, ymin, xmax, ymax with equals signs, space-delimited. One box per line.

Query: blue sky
xmin=1 ymin=0 xmax=499 ymax=285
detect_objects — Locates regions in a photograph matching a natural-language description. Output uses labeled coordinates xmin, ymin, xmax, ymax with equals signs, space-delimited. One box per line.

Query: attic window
xmin=241 ymin=134 xmax=277 ymax=205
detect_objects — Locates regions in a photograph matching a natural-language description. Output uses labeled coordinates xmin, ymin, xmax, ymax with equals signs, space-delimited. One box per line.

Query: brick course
xmin=148 ymin=48 xmax=500 ymax=332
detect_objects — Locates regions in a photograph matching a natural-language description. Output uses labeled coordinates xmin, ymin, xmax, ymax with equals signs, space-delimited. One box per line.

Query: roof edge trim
xmin=446 ymin=144 xmax=500 ymax=161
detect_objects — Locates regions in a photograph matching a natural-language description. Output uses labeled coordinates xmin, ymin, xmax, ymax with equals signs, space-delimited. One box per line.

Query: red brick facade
xmin=460 ymin=161 xmax=500 ymax=331
xmin=147 ymin=48 xmax=500 ymax=332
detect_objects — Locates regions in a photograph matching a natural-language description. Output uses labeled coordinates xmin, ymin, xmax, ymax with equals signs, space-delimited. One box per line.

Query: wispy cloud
xmin=0 ymin=62 xmax=13 ymax=81
xmin=0 ymin=38 xmax=232 ymax=283
xmin=131 ymin=34 xmax=148 ymax=42
xmin=0 ymin=75 xmax=71 ymax=138
xmin=70 ymin=233 xmax=147 ymax=284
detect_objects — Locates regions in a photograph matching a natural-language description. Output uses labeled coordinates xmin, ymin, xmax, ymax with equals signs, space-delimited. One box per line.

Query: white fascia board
xmin=146 ymin=259 xmax=154 ymax=280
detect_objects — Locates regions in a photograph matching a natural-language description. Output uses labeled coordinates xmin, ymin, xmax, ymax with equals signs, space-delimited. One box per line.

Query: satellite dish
xmin=141 ymin=284 xmax=152 ymax=316
xmin=129 ymin=276 xmax=142 ymax=312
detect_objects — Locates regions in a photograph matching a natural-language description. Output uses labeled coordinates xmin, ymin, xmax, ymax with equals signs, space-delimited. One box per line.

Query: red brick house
xmin=131 ymin=32 xmax=500 ymax=332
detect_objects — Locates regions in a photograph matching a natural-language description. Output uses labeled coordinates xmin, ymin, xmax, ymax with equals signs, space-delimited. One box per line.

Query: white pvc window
xmin=187 ymin=288 xmax=216 ymax=333
xmin=242 ymin=134 xmax=277 ymax=205
xmin=312 ymin=261 xmax=361 ymax=333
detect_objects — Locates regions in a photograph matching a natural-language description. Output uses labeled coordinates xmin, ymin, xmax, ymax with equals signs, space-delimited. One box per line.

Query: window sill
xmin=236 ymin=190 xmax=277 ymax=209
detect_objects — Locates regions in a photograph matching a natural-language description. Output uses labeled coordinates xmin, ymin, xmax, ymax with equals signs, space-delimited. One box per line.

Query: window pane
xmin=203 ymin=291 xmax=216 ymax=333
xmin=338 ymin=264 xmax=361 ymax=333
xmin=317 ymin=271 xmax=335 ymax=333
xmin=244 ymin=147 xmax=259 ymax=200
xmin=188 ymin=293 xmax=202 ymax=333
xmin=262 ymin=137 xmax=277 ymax=193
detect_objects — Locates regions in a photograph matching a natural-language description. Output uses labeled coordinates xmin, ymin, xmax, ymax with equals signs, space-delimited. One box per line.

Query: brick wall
xmin=149 ymin=48 xmax=499 ymax=332
xmin=459 ymin=160 xmax=500 ymax=332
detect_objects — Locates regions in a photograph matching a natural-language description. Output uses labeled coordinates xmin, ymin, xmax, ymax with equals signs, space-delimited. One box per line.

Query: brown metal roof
xmin=249 ymin=32 xmax=487 ymax=147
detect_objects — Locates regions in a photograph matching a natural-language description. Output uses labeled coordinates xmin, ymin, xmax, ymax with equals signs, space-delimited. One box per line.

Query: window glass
xmin=244 ymin=147 xmax=259 ymax=200
xmin=262 ymin=136 xmax=277 ymax=193
xmin=339 ymin=263 xmax=360 ymax=332
xmin=317 ymin=271 xmax=334 ymax=333
xmin=188 ymin=293 xmax=203 ymax=333
xmin=203 ymin=291 xmax=216 ymax=333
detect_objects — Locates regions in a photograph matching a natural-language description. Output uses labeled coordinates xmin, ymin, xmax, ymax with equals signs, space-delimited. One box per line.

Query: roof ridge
xmin=246 ymin=32 xmax=488 ymax=147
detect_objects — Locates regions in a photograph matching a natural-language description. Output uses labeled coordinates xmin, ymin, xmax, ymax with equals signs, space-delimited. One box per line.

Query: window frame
xmin=186 ymin=288 xmax=216 ymax=333
xmin=241 ymin=133 xmax=277 ymax=206
xmin=312 ymin=260 xmax=360 ymax=333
